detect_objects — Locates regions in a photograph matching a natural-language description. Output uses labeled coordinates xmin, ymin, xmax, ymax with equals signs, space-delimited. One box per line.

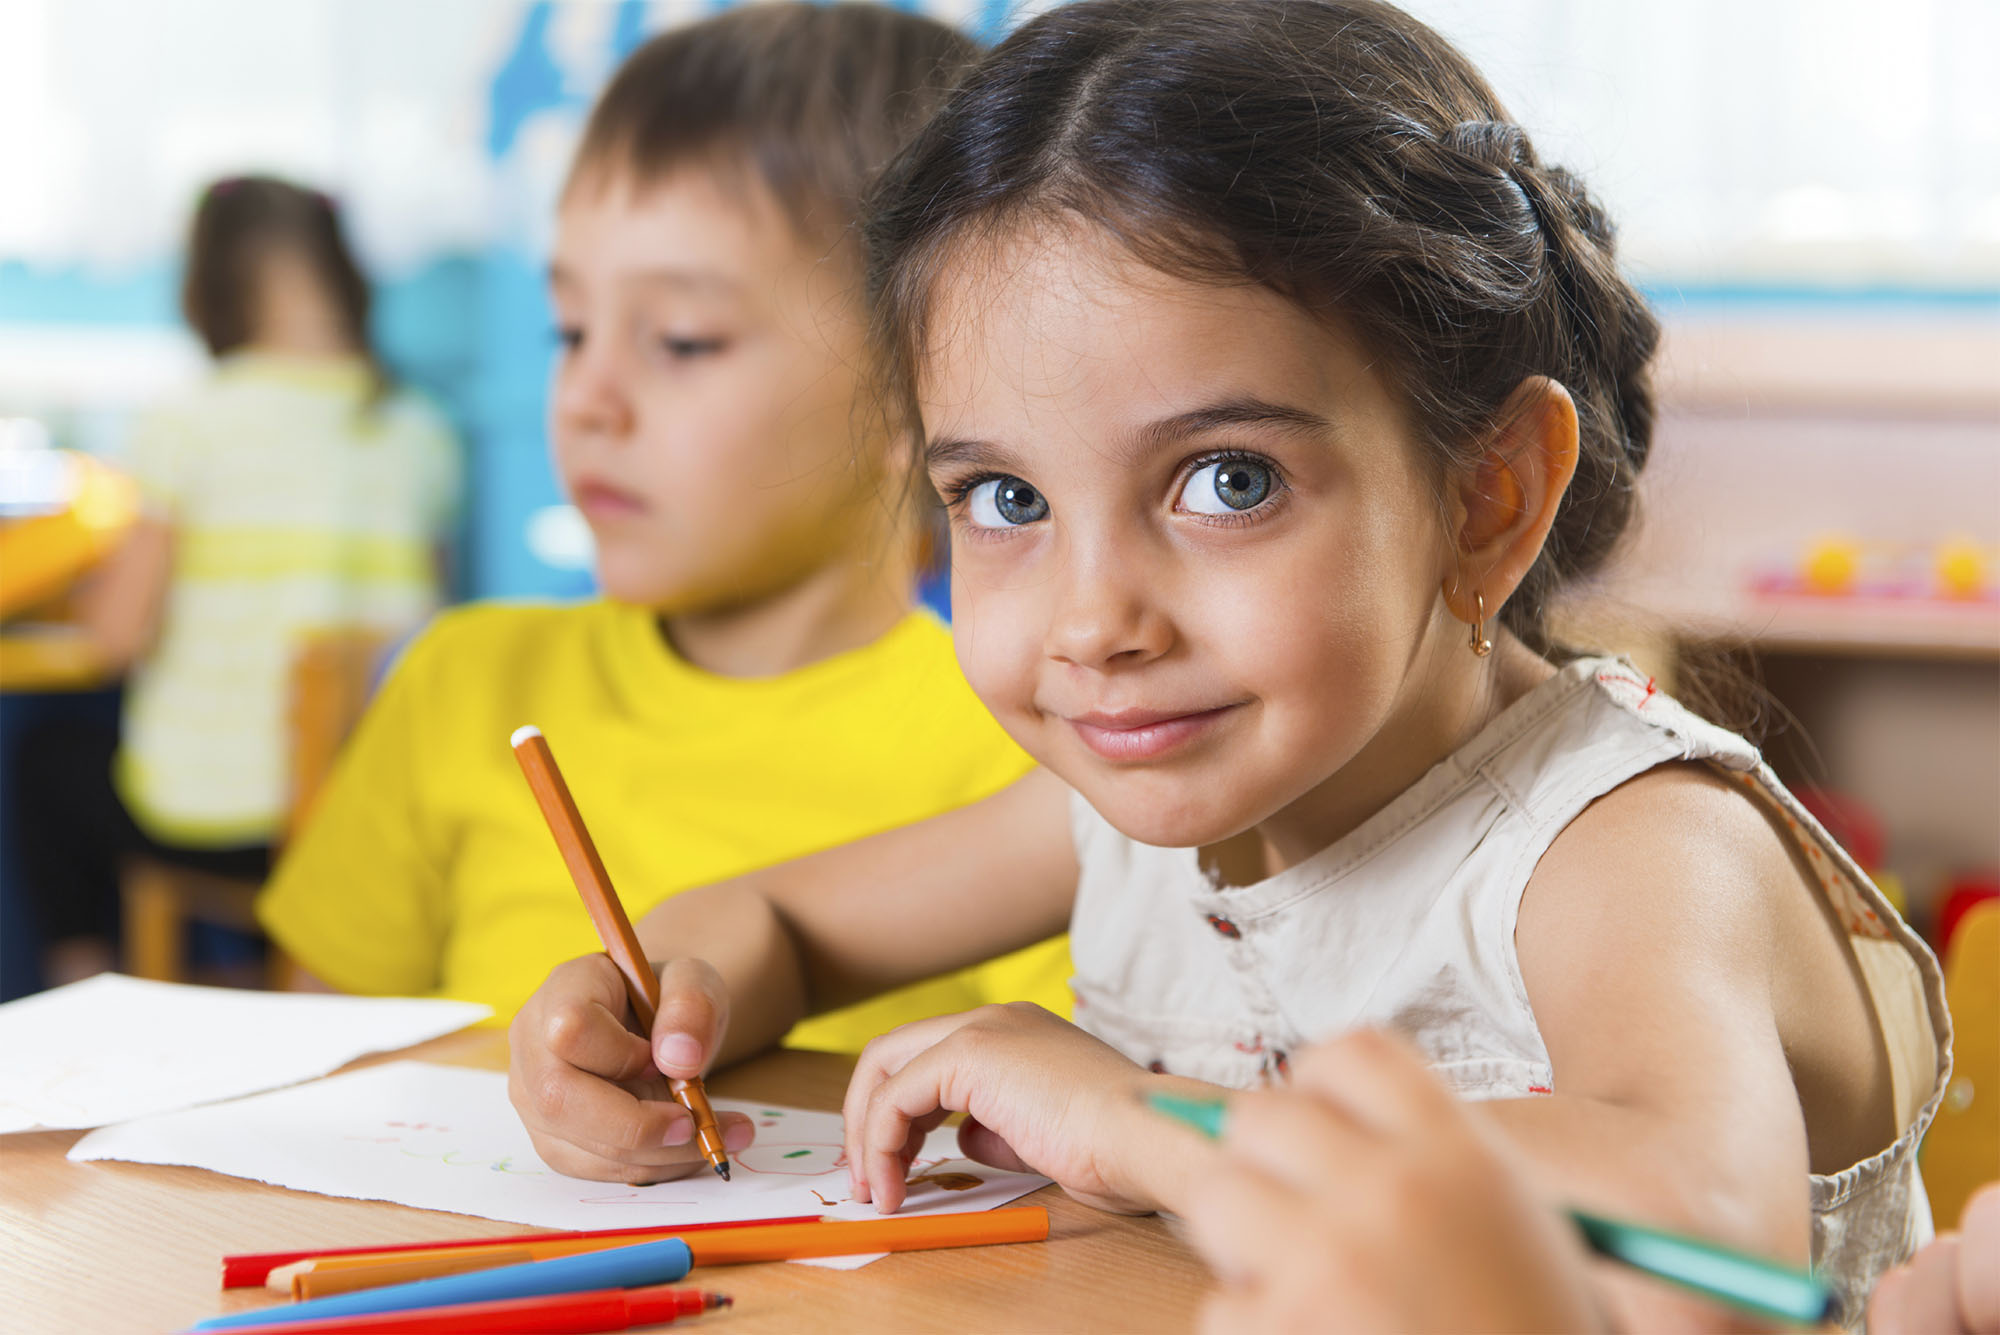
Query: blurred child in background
xmin=257 ymin=4 xmax=1071 ymax=1062
xmin=13 ymin=175 xmax=459 ymax=986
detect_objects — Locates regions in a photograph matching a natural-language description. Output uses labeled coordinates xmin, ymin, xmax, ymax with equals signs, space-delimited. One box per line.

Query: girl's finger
xmin=957 ymin=1114 xmax=1034 ymax=1174
xmin=1287 ymin=1029 xmax=1463 ymax=1140
xmin=841 ymin=1010 xmax=987 ymax=1200
xmin=1958 ymin=1184 xmax=2000 ymax=1333
xmin=1179 ymin=1158 xmax=1319 ymax=1300
xmin=651 ymin=957 xmax=730 ymax=1079
xmin=1218 ymin=1083 xmax=1377 ymax=1193
xmin=857 ymin=1045 xmax=967 ymax=1214
xmin=1870 ymin=1238 xmax=1966 ymax=1335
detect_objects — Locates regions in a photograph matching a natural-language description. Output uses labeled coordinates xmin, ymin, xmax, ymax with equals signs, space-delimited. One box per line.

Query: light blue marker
xmin=187 ymin=1237 xmax=693 ymax=1330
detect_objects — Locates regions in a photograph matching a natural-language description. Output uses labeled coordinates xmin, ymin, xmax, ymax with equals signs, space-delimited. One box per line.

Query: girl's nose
xmin=1043 ymin=549 xmax=1174 ymax=669
xmin=553 ymin=338 xmax=635 ymax=441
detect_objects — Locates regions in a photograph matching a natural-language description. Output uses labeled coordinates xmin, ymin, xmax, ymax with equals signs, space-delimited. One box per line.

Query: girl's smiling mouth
xmin=1066 ymin=704 xmax=1240 ymax=762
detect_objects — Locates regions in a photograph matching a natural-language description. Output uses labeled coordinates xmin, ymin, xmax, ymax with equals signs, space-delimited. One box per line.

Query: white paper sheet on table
xmin=68 ymin=1061 xmax=1050 ymax=1269
xmin=0 ymin=975 xmax=490 ymax=1133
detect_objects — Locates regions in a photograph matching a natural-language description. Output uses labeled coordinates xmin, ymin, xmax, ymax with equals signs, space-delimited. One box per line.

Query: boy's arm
xmin=641 ymin=763 xmax=1081 ymax=1065
xmin=1491 ymin=763 xmax=1840 ymax=1331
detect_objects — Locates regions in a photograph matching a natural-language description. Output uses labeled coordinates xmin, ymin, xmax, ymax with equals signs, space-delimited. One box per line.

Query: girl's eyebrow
xmin=924 ymin=436 xmax=1024 ymax=475
xmin=925 ymin=397 xmax=1331 ymax=475
xmin=1128 ymin=397 xmax=1333 ymax=459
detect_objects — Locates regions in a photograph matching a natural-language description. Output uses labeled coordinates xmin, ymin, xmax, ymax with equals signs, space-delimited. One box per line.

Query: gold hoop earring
xmin=1469 ymin=592 xmax=1493 ymax=658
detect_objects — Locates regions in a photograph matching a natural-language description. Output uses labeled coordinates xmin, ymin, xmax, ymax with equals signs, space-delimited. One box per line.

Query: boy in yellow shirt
xmin=258 ymin=2 xmax=1070 ymax=1045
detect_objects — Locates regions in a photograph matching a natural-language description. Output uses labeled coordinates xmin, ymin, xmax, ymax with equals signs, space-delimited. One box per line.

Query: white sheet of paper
xmin=0 ymin=975 xmax=490 ymax=1133
xmin=68 ymin=1061 xmax=1049 ymax=1267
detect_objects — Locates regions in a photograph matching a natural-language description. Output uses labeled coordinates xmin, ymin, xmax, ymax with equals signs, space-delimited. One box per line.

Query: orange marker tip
xmin=714 ymin=1161 xmax=731 ymax=1182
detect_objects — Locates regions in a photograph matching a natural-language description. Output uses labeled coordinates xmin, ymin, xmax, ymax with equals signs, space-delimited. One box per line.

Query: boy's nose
xmin=554 ymin=344 xmax=636 ymax=440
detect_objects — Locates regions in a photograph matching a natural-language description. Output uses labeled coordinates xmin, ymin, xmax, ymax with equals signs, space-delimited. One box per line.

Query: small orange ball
xmin=1935 ymin=538 xmax=1988 ymax=600
xmin=1802 ymin=536 xmax=1860 ymax=596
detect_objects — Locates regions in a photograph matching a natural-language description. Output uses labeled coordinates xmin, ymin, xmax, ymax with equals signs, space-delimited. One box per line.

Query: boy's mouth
xmin=571 ymin=480 xmax=650 ymax=521
xmin=1065 ymin=704 xmax=1238 ymax=762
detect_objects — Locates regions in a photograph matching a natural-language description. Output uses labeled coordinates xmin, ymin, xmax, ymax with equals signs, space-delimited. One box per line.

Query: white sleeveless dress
xmin=1067 ymin=656 xmax=1949 ymax=1327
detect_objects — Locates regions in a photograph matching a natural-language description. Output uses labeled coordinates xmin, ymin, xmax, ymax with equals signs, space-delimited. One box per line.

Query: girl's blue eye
xmin=1181 ymin=459 xmax=1273 ymax=514
xmin=966 ymin=476 xmax=1049 ymax=528
xmin=553 ymin=326 xmax=582 ymax=352
xmin=661 ymin=338 xmax=724 ymax=359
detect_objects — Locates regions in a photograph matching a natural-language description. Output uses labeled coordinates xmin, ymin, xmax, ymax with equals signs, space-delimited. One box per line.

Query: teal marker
xmin=1146 ymin=1092 xmax=1834 ymax=1327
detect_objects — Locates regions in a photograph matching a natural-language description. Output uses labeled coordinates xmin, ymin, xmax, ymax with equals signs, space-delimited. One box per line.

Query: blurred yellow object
xmin=1934 ymin=536 xmax=1989 ymax=600
xmin=1872 ymin=871 xmax=1907 ymax=919
xmin=1922 ymin=899 xmax=1998 ymax=1231
xmin=0 ymin=628 xmax=106 ymax=690
xmin=1801 ymin=535 xmax=1861 ymax=596
xmin=0 ymin=451 xmax=141 ymax=619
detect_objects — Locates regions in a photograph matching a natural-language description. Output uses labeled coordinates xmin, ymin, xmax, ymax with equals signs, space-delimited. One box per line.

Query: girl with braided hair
xmin=509 ymin=3 xmax=1945 ymax=1325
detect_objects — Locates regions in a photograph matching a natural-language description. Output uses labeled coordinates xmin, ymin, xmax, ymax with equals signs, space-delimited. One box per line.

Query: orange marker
xmin=261 ymin=1207 xmax=1048 ymax=1276
xmin=511 ymin=725 xmax=730 ymax=1182
xmin=276 ymin=1249 xmax=535 ymax=1299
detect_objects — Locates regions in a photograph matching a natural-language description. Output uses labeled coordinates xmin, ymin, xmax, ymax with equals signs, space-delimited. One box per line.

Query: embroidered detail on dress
xmin=1527 ymin=1084 xmax=1553 ymax=1095
xmin=1146 ymin=1059 xmax=1168 ymax=1075
xmin=1595 ymin=665 xmax=1659 ymax=712
xmin=1205 ymin=913 xmax=1242 ymax=939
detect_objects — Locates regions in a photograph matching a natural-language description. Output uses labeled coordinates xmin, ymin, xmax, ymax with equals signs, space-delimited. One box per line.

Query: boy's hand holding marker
xmin=508 ymin=727 xmax=752 ymax=1185
xmin=510 ymin=952 xmax=752 ymax=1185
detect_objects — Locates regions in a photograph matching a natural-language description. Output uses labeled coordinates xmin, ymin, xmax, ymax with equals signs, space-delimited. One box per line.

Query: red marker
xmin=183 ymin=1284 xmax=728 ymax=1335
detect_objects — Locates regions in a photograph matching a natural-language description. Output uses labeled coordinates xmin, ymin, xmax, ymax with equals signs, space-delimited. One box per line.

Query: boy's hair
xmin=183 ymin=175 xmax=386 ymax=395
xmin=865 ymin=0 xmax=1661 ymax=654
xmin=570 ymin=1 xmax=979 ymax=249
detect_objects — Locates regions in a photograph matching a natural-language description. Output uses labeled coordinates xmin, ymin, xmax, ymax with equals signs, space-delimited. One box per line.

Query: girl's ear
xmin=1440 ymin=376 xmax=1579 ymax=626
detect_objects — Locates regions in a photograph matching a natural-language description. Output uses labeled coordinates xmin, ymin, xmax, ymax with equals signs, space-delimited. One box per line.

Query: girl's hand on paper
xmin=1178 ymin=1031 xmax=1603 ymax=1335
xmin=507 ymin=953 xmax=753 ymax=1183
xmin=842 ymin=1002 xmax=1159 ymax=1215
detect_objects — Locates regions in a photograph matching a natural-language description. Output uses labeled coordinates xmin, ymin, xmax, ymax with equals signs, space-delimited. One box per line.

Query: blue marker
xmin=187 ymin=1237 xmax=692 ymax=1330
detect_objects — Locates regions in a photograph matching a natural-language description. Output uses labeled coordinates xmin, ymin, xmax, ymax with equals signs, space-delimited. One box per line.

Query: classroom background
xmin=1 ymin=0 xmax=1995 ymax=1004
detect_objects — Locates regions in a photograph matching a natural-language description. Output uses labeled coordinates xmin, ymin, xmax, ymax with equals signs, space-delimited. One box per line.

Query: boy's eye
xmin=660 ymin=337 xmax=725 ymax=360
xmin=966 ymin=476 xmax=1049 ymax=528
xmin=1179 ymin=459 xmax=1273 ymax=515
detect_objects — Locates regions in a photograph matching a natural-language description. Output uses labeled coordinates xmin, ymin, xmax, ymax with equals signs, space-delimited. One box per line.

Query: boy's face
xmin=549 ymin=168 xmax=881 ymax=613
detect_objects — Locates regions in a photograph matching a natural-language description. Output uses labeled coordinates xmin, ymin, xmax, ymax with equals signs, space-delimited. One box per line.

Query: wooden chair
xmin=120 ymin=629 xmax=388 ymax=986
xmin=1921 ymin=898 xmax=1999 ymax=1230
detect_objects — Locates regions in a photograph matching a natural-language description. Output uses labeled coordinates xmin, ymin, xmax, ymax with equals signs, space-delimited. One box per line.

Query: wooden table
xmin=0 ymin=1031 xmax=1208 ymax=1334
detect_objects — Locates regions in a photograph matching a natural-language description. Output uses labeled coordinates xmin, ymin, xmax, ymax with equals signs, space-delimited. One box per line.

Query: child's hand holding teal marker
xmin=1152 ymin=1032 xmax=1832 ymax=1331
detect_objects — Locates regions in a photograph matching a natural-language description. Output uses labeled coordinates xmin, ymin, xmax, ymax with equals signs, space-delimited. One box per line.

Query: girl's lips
xmin=1067 ymin=705 xmax=1237 ymax=762
xmin=571 ymin=481 xmax=648 ymax=520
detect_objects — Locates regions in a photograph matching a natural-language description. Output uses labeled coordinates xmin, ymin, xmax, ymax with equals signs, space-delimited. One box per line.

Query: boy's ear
xmin=1440 ymin=376 xmax=1579 ymax=625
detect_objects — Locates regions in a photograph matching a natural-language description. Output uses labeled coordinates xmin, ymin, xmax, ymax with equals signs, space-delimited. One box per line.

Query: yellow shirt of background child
xmin=258 ymin=599 xmax=1071 ymax=1048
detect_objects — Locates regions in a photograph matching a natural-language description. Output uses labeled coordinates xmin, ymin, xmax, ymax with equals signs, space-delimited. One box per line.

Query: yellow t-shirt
xmin=257 ymin=600 xmax=1071 ymax=1050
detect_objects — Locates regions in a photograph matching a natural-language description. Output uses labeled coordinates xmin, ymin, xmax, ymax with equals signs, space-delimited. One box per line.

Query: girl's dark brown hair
xmin=182 ymin=175 xmax=385 ymax=395
xmin=569 ymin=1 xmax=978 ymax=249
xmin=865 ymin=0 xmax=1661 ymax=654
